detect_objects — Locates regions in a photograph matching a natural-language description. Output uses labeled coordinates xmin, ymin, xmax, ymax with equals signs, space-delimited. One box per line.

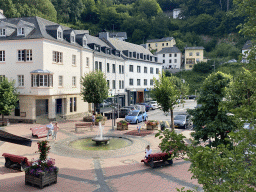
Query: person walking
xmin=145 ymin=145 xmax=152 ymax=159
xmin=46 ymin=122 xmax=54 ymax=140
xmin=92 ymin=113 xmax=96 ymax=127
xmin=53 ymin=122 xmax=59 ymax=140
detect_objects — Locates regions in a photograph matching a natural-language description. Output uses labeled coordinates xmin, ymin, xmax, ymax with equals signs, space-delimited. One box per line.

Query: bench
xmin=141 ymin=150 xmax=173 ymax=168
xmin=30 ymin=126 xmax=50 ymax=138
xmin=75 ymin=122 xmax=93 ymax=133
xmin=2 ymin=153 xmax=31 ymax=171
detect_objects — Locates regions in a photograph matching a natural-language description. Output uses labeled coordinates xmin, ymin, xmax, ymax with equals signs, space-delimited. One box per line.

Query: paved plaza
xmin=0 ymin=117 xmax=202 ymax=192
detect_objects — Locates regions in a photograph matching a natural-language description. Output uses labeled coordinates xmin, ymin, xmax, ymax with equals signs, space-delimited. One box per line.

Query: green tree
xmin=151 ymin=72 xmax=180 ymax=131
xmin=0 ymin=78 xmax=18 ymax=121
xmin=189 ymin=72 xmax=235 ymax=147
xmin=81 ymin=71 xmax=108 ymax=113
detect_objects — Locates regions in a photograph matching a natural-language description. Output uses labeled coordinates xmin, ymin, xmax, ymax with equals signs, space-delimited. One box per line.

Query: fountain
xmin=92 ymin=122 xmax=110 ymax=145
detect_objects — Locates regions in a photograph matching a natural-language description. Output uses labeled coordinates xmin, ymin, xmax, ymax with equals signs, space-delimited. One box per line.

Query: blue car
xmin=125 ymin=110 xmax=148 ymax=124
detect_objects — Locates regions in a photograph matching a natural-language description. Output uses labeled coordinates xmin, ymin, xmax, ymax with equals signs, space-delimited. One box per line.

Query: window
xmin=0 ymin=75 xmax=5 ymax=82
xmin=150 ymin=79 xmax=154 ymax=86
xmin=144 ymin=79 xmax=147 ymax=86
xmin=18 ymin=49 xmax=32 ymax=62
xmin=166 ymin=43 xmax=168 ymax=46
xmin=174 ymin=53 xmax=177 ymax=57
xmin=0 ymin=51 xmax=5 ymax=61
xmin=72 ymin=55 xmax=76 ymax=65
xmin=72 ymin=76 xmax=76 ymax=87
xmin=169 ymin=59 xmax=172 ymax=63
xmin=31 ymin=74 xmax=52 ymax=87
xmin=137 ymin=79 xmax=141 ymax=86
xmin=122 ymin=65 xmax=124 ymax=74
xmin=107 ymin=80 xmax=109 ymax=88
xmin=107 ymin=63 xmax=110 ymax=73
xmin=189 ymin=52 xmax=193 ymax=56
xmin=156 ymin=68 xmax=159 ymax=74
xmin=169 ymin=54 xmax=172 ymax=57
xmin=17 ymin=27 xmax=24 ymax=36
xmin=70 ymin=98 xmax=73 ymax=112
xmin=0 ymin=28 xmax=6 ymax=36
xmin=186 ymin=58 xmax=195 ymax=64
xmin=119 ymin=80 xmax=121 ymax=89
xmin=99 ymin=62 xmax=102 ymax=71
xmin=155 ymin=43 xmax=158 ymax=47
xmin=122 ymin=80 xmax=124 ymax=89
xmin=137 ymin=66 xmax=141 ymax=73
xmin=196 ymin=52 xmax=200 ymax=56
xmin=163 ymin=54 xmax=165 ymax=57
xmin=148 ymin=44 xmax=151 ymax=47
xmin=196 ymin=58 xmax=200 ymax=63
xmin=58 ymin=76 xmax=63 ymax=87
xmin=119 ymin=65 xmax=122 ymax=74
xmin=144 ymin=67 xmax=147 ymax=73
xmin=163 ymin=60 xmax=165 ymax=63
xmin=95 ymin=61 xmax=98 ymax=70
xmin=57 ymin=30 xmax=62 ymax=39
xmin=150 ymin=67 xmax=153 ymax=74
xmin=129 ymin=65 xmax=133 ymax=72
xmin=112 ymin=80 xmax=116 ymax=89
xmin=71 ymin=35 xmax=75 ymax=43
xmin=86 ymin=57 xmax=89 ymax=67
xmin=162 ymin=43 xmax=164 ymax=46
xmin=112 ymin=64 xmax=115 ymax=73
xmin=174 ymin=59 xmax=177 ymax=63
xmin=17 ymin=75 xmax=24 ymax=87
xmin=83 ymin=39 xmax=87 ymax=47
xmin=129 ymin=78 xmax=133 ymax=86
xmin=74 ymin=97 xmax=77 ymax=112
xmin=52 ymin=51 xmax=63 ymax=63
xmin=189 ymin=65 xmax=193 ymax=68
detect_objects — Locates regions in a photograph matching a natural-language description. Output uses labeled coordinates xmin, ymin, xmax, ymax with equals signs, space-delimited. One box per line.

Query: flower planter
xmin=117 ymin=124 xmax=128 ymax=130
xmin=146 ymin=124 xmax=158 ymax=130
xmin=123 ymin=124 xmax=128 ymax=130
xmin=95 ymin=121 xmax=105 ymax=125
xmin=25 ymin=171 xmax=57 ymax=189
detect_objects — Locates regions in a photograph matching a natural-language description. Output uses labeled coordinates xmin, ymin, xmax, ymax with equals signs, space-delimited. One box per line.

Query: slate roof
xmin=109 ymin=32 xmax=127 ymax=39
xmin=30 ymin=69 xmax=53 ymax=74
xmin=185 ymin=46 xmax=204 ymax=50
xmin=85 ymin=33 xmax=110 ymax=47
xmin=107 ymin=38 xmax=153 ymax=55
xmin=147 ymin=37 xmax=174 ymax=43
xmin=242 ymin=40 xmax=252 ymax=50
xmin=156 ymin=46 xmax=181 ymax=54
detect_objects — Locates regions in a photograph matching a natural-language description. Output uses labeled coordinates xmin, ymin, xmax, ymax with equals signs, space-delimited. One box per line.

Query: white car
xmin=149 ymin=101 xmax=159 ymax=110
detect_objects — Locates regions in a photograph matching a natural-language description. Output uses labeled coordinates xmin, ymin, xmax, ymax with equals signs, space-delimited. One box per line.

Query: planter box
xmin=146 ymin=124 xmax=158 ymax=130
xmin=25 ymin=171 xmax=57 ymax=189
xmin=83 ymin=116 xmax=93 ymax=122
xmin=95 ymin=121 xmax=105 ymax=126
xmin=117 ymin=124 xmax=128 ymax=130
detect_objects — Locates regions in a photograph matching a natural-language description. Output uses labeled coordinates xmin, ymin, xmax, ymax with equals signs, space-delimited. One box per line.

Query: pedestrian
xmin=46 ymin=122 xmax=54 ymax=140
xmin=92 ymin=113 xmax=95 ymax=127
xmin=53 ymin=122 xmax=59 ymax=140
xmin=145 ymin=145 xmax=152 ymax=159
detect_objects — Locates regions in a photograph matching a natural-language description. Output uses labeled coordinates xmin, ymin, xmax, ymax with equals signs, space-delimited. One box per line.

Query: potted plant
xmin=95 ymin=114 xmax=107 ymax=125
xmin=117 ymin=120 xmax=129 ymax=130
xmin=24 ymin=141 xmax=59 ymax=189
xmin=146 ymin=120 xmax=159 ymax=130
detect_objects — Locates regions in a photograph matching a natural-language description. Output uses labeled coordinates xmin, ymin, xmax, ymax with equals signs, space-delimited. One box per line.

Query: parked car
xmin=125 ymin=110 xmax=148 ymax=124
xmin=124 ymin=106 xmax=136 ymax=111
xmin=119 ymin=108 xmax=132 ymax=118
xmin=188 ymin=95 xmax=197 ymax=99
xmin=139 ymin=103 xmax=151 ymax=112
xmin=149 ymin=101 xmax=159 ymax=110
xmin=174 ymin=114 xmax=192 ymax=129
xmin=99 ymin=101 xmax=110 ymax=108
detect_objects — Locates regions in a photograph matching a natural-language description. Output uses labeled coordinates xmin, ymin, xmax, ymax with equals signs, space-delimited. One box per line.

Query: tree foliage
xmin=0 ymin=78 xmax=18 ymax=121
xmin=80 ymin=71 xmax=108 ymax=112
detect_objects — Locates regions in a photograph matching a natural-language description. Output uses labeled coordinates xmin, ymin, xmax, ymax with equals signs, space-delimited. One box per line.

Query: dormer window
xmin=17 ymin=27 xmax=24 ymax=36
xmin=0 ymin=28 xmax=6 ymax=37
xmin=71 ymin=35 xmax=75 ymax=43
xmin=57 ymin=30 xmax=62 ymax=39
xmin=83 ymin=39 xmax=87 ymax=47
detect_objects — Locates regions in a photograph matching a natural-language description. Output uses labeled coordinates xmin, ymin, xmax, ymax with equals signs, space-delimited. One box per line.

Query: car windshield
xmin=174 ymin=115 xmax=186 ymax=121
xmin=128 ymin=112 xmax=138 ymax=116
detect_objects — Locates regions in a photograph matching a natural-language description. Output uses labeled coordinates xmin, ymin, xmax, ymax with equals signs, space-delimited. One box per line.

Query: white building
xmin=173 ymin=8 xmax=182 ymax=19
xmin=99 ymin=32 xmax=162 ymax=104
xmin=156 ymin=46 xmax=182 ymax=69
xmin=0 ymin=16 xmax=93 ymax=123
xmin=242 ymin=40 xmax=252 ymax=63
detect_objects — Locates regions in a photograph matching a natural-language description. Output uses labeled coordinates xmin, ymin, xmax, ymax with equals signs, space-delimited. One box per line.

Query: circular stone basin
xmin=70 ymin=137 xmax=132 ymax=151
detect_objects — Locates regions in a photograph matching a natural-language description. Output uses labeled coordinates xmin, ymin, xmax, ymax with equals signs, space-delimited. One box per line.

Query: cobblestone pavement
xmin=0 ymin=118 xmax=202 ymax=192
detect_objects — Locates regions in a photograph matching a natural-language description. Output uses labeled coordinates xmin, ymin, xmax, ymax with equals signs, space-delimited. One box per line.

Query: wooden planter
xmin=95 ymin=121 xmax=105 ymax=125
xmin=25 ymin=171 xmax=57 ymax=189
xmin=146 ymin=124 xmax=158 ymax=130
xmin=117 ymin=124 xmax=128 ymax=130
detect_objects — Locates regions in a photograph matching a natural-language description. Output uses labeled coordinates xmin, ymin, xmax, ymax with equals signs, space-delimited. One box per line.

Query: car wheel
xmin=5 ymin=158 xmax=12 ymax=168
xmin=136 ymin=120 xmax=139 ymax=124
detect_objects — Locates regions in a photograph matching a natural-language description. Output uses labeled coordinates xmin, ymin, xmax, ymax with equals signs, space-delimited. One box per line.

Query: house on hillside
xmin=146 ymin=37 xmax=176 ymax=52
xmin=99 ymin=32 xmax=162 ymax=104
xmin=185 ymin=47 xmax=206 ymax=70
xmin=0 ymin=15 xmax=94 ymax=123
xmin=173 ymin=8 xmax=182 ymax=19
xmin=156 ymin=46 xmax=182 ymax=69
xmin=242 ymin=40 xmax=252 ymax=63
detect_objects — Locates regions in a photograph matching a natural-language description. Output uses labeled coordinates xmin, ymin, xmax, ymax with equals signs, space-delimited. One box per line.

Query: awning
xmin=0 ymin=130 xmax=32 ymax=147
xmin=30 ymin=69 xmax=53 ymax=74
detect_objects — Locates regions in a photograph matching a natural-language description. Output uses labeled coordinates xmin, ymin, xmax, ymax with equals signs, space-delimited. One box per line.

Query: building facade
xmin=156 ymin=46 xmax=182 ymax=69
xmin=146 ymin=37 xmax=176 ymax=52
xmin=242 ymin=40 xmax=252 ymax=63
xmin=0 ymin=16 xmax=93 ymax=123
xmin=184 ymin=47 xmax=205 ymax=70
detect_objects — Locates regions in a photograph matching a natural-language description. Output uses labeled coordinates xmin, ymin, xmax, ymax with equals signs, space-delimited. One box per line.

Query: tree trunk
xmin=94 ymin=104 xmax=96 ymax=114
xmin=171 ymin=109 xmax=174 ymax=131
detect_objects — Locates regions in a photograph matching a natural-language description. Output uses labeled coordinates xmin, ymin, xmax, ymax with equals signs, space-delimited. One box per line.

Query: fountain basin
xmin=92 ymin=137 xmax=110 ymax=145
